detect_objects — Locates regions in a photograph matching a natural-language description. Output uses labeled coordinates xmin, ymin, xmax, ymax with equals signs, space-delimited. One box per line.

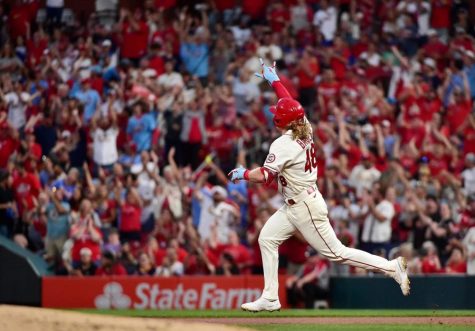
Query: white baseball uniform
xmin=258 ymin=124 xmax=396 ymax=301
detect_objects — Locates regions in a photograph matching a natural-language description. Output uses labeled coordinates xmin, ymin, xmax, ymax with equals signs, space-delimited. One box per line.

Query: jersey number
xmin=305 ymin=143 xmax=317 ymax=173
xmin=279 ymin=176 xmax=288 ymax=187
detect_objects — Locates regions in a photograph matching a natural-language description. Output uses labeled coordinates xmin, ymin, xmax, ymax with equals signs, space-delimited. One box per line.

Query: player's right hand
xmin=228 ymin=167 xmax=247 ymax=183
xmin=255 ymin=58 xmax=280 ymax=84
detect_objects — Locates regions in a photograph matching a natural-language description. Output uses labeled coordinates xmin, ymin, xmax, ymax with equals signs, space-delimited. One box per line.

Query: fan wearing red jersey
xmin=228 ymin=59 xmax=410 ymax=313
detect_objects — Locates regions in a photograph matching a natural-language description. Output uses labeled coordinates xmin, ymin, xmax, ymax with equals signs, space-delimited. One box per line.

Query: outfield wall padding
xmin=330 ymin=275 xmax=475 ymax=309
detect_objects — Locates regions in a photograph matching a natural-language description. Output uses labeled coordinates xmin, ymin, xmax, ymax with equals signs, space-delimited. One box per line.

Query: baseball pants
xmin=259 ymin=190 xmax=396 ymax=301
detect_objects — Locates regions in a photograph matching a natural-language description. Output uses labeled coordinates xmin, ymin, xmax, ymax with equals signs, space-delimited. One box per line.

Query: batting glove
xmin=228 ymin=167 xmax=249 ymax=183
xmin=255 ymin=58 xmax=280 ymax=84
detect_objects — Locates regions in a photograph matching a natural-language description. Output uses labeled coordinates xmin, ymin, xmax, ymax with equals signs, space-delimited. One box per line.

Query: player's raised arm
xmin=255 ymin=58 xmax=292 ymax=99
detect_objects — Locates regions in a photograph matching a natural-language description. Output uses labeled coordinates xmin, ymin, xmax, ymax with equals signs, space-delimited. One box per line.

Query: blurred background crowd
xmin=0 ymin=0 xmax=475 ymax=307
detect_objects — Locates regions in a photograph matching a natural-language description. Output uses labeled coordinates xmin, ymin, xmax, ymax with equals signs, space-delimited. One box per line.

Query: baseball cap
xmin=211 ymin=186 xmax=228 ymax=198
xmin=466 ymin=153 xmax=475 ymax=162
xmin=142 ymin=68 xmax=157 ymax=78
xmin=423 ymin=58 xmax=436 ymax=68
xmin=466 ymin=50 xmax=475 ymax=59
xmin=102 ymin=39 xmax=112 ymax=47
xmin=427 ymin=29 xmax=438 ymax=37
xmin=362 ymin=123 xmax=374 ymax=134
xmin=455 ymin=26 xmax=466 ymax=34
xmin=80 ymin=247 xmax=92 ymax=256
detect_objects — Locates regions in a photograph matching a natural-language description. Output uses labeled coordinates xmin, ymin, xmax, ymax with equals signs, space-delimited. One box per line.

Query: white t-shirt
xmin=47 ymin=0 xmax=64 ymax=7
xmin=197 ymin=187 xmax=214 ymax=241
xmin=73 ymin=57 xmax=92 ymax=80
xmin=463 ymin=227 xmax=475 ymax=275
xmin=95 ymin=0 xmax=118 ymax=11
xmin=157 ymin=72 xmax=184 ymax=89
xmin=462 ymin=167 xmax=475 ymax=195
xmin=348 ymin=165 xmax=381 ymax=197
xmin=291 ymin=4 xmax=310 ymax=32
xmin=361 ymin=200 xmax=395 ymax=243
xmin=396 ymin=1 xmax=431 ymax=36
xmin=313 ymin=6 xmax=337 ymax=41
xmin=263 ymin=124 xmax=318 ymax=199
xmin=210 ymin=201 xmax=238 ymax=244
xmin=100 ymin=99 xmax=123 ymax=116
xmin=230 ymin=26 xmax=251 ymax=47
xmin=360 ymin=52 xmax=382 ymax=67
xmin=92 ymin=127 xmax=118 ymax=165
xmin=5 ymin=92 xmax=29 ymax=129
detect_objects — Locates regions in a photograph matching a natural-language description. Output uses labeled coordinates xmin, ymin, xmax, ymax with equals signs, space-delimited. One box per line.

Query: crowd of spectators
xmin=0 ymin=1 xmax=474 ymax=302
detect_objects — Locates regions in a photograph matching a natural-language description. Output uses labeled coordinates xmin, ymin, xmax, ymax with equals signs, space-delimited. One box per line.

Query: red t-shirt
xmin=431 ymin=0 xmax=451 ymax=29
xmin=399 ymin=124 xmax=426 ymax=148
xmin=71 ymin=221 xmax=103 ymax=262
xmin=242 ymin=0 xmax=269 ymax=19
xmin=13 ymin=172 xmax=41 ymax=213
xmin=399 ymin=154 xmax=418 ymax=176
xmin=119 ymin=203 xmax=141 ymax=232
xmin=269 ymin=8 xmax=290 ymax=33
xmin=188 ymin=117 xmax=202 ymax=143
xmin=148 ymin=56 xmax=165 ymax=76
xmin=90 ymin=76 xmax=104 ymax=95
xmin=121 ymin=21 xmax=149 ymax=59
xmin=154 ymin=247 xmax=188 ymax=265
xmin=151 ymin=27 xmax=180 ymax=55
xmin=26 ymin=38 xmax=48 ymax=68
xmin=463 ymin=126 xmax=475 ymax=155
xmin=96 ymin=199 xmax=117 ymax=226
xmin=155 ymin=0 xmax=177 ymax=9
xmin=280 ymin=236 xmax=308 ymax=264
xmin=446 ymin=100 xmax=471 ymax=134
xmin=219 ymin=243 xmax=252 ymax=266
xmin=425 ymin=152 xmax=451 ymax=176
xmin=318 ymin=81 xmax=340 ymax=113
xmin=418 ymin=97 xmax=442 ymax=122
xmin=215 ymin=0 xmax=236 ymax=11
xmin=421 ymin=256 xmax=440 ymax=274
xmin=446 ymin=261 xmax=467 ymax=273
xmin=0 ymin=138 xmax=18 ymax=168
xmin=330 ymin=48 xmax=350 ymax=80
xmin=8 ymin=4 xmax=30 ymax=39
xmin=297 ymin=60 xmax=318 ymax=88
xmin=95 ymin=263 xmax=128 ymax=276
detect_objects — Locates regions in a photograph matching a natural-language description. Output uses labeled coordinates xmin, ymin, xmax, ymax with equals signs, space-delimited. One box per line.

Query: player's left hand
xmin=255 ymin=58 xmax=280 ymax=84
xmin=228 ymin=167 xmax=247 ymax=183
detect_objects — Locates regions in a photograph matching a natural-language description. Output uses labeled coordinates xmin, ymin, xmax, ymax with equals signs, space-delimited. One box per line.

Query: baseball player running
xmin=228 ymin=60 xmax=410 ymax=312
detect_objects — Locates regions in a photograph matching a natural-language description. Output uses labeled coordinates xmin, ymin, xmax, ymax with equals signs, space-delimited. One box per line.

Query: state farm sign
xmin=42 ymin=276 xmax=287 ymax=309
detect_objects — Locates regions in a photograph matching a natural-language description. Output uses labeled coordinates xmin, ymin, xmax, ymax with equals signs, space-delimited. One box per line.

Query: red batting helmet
xmin=270 ymin=98 xmax=305 ymax=129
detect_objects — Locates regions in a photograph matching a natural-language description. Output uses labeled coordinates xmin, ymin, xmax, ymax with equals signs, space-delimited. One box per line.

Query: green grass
xmin=78 ymin=309 xmax=475 ymax=318
xmin=244 ymin=325 xmax=474 ymax=331
xmin=76 ymin=309 xmax=475 ymax=331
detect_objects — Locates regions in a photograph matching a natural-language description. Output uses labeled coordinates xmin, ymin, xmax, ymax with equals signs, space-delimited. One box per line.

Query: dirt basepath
xmin=182 ymin=316 xmax=475 ymax=326
xmin=0 ymin=305 xmax=250 ymax=331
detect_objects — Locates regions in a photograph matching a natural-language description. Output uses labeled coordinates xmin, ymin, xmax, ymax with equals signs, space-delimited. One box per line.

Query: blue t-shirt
xmin=71 ymin=87 xmax=101 ymax=122
xmin=444 ymin=72 xmax=465 ymax=106
xmin=126 ymin=114 xmax=156 ymax=152
xmin=465 ymin=64 xmax=475 ymax=99
xmin=227 ymin=181 xmax=249 ymax=227
xmin=180 ymin=43 xmax=209 ymax=78
xmin=46 ymin=202 xmax=71 ymax=239
xmin=51 ymin=179 xmax=76 ymax=200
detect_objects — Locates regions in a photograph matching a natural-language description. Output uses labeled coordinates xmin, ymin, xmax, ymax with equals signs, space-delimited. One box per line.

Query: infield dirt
xmin=0 ymin=305 xmax=250 ymax=331
xmin=2 ymin=305 xmax=475 ymax=331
